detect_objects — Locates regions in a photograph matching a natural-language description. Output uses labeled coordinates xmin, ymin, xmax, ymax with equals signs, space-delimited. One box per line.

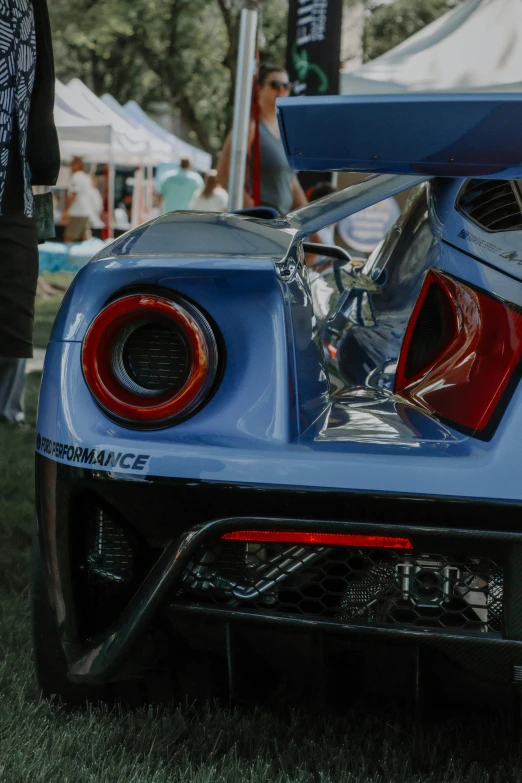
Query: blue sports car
xmin=32 ymin=93 xmax=522 ymax=707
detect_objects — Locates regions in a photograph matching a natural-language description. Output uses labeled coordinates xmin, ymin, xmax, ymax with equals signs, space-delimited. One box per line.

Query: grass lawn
xmin=2 ymin=308 xmax=522 ymax=781
xmin=33 ymin=291 xmax=67 ymax=350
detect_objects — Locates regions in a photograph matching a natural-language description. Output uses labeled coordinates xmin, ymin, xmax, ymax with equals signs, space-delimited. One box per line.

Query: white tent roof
xmin=341 ymin=0 xmax=522 ymax=94
xmin=123 ymin=99 xmax=212 ymax=172
xmin=54 ymin=87 xmax=114 ymax=163
xmin=54 ymin=104 xmax=110 ymax=146
xmin=100 ymin=94 xmax=147 ymax=133
xmin=55 ymin=79 xmax=108 ymax=126
xmin=100 ymin=93 xmax=182 ymax=165
xmin=55 ymin=79 xmax=173 ymax=164
xmin=54 ymin=80 xmax=212 ymax=169
xmin=67 ymin=79 xmax=173 ymax=163
xmin=55 ymin=80 xmax=138 ymax=164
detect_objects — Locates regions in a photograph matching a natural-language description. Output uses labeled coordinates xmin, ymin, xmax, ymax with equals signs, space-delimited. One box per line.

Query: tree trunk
xmin=176 ymin=93 xmax=213 ymax=154
xmin=216 ymin=0 xmax=241 ymax=136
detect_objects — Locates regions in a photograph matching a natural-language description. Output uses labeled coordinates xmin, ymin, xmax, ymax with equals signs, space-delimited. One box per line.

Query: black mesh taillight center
xmin=404 ymin=282 xmax=455 ymax=380
xmin=122 ymin=323 xmax=191 ymax=392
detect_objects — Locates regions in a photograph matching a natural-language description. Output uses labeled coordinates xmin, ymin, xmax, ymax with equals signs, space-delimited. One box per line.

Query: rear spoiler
xmin=277 ymin=93 xmax=522 ymax=179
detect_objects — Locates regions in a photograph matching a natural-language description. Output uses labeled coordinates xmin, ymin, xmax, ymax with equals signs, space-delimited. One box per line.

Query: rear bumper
xmin=35 ymin=454 xmax=522 ymax=686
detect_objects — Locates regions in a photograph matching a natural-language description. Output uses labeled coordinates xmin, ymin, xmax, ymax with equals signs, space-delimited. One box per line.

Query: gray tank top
xmin=258 ymin=121 xmax=295 ymax=215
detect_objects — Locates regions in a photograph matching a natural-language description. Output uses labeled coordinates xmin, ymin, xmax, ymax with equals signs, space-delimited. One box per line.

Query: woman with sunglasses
xmin=217 ymin=64 xmax=308 ymax=215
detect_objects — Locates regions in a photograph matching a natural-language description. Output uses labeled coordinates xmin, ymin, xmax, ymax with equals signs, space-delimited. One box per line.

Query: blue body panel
xmin=36 ymin=185 xmax=522 ymax=503
xmin=277 ymin=93 xmax=522 ymax=178
xmin=431 ymin=178 xmax=522 ymax=281
xmin=45 ymin=256 xmax=297 ymax=445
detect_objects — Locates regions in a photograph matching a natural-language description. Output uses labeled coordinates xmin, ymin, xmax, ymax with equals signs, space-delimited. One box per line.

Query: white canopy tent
xmin=54 ymin=79 xmax=179 ymax=234
xmin=66 ymin=79 xmax=172 ymax=164
xmin=55 ymin=80 xmax=144 ymax=166
xmin=68 ymin=80 xmax=178 ymax=228
xmin=100 ymin=93 xmax=179 ymax=163
xmin=53 ymin=79 xmax=213 ymax=235
xmin=55 ymin=82 xmax=111 ymax=161
xmin=54 ymin=104 xmax=110 ymax=150
xmin=123 ymin=99 xmax=212 ymax=172
xmin=341 ymin=0 xmax=522 ymax=94
xmin=100 ymin=94 xmax=151 ymax=133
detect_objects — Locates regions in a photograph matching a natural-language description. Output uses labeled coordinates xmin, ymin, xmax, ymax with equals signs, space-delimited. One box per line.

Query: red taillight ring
xmin=82 ymin=293 xmax=218 ymax=425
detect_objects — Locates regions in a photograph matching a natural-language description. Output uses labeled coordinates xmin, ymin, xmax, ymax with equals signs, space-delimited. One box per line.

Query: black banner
xmin=286 ymin=0 xmax=343 ymax=192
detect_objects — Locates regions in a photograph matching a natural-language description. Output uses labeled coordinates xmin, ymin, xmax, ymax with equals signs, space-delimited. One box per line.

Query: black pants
xmin=0 ymin=136 xmax=39 ymax=359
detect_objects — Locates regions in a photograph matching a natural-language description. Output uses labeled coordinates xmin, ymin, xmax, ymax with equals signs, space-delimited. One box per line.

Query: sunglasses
xmin=268 ymin=79 xmax=292 ymax=91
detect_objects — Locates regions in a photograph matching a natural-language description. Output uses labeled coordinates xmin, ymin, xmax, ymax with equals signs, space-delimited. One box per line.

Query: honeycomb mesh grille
xmin=179 ymin=540 xmax=504 ymax=634
xmin=85 ymin=509 xmax=134 ymax=586
xmin=123 ymin=323 xmax=190 ymax=392
xmin=457 ymin=180 xmax=522 ymax=232
xmin=79 ymin=509 xmax=136 ymax=634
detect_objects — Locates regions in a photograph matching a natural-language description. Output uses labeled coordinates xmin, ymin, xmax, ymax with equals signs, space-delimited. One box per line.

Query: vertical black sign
xmin=286 ymin=0 xmax=343 ymax=191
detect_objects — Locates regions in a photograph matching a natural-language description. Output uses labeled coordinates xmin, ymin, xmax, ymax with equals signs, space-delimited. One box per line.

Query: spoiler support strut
xmin=280 ymin=173 xmax=429 ymax=241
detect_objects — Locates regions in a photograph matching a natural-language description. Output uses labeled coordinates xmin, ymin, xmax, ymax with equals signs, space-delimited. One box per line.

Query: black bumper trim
xmin=167 ymin=602 xmax=522 ymax=684
xmin=67 ymin=515 xmax=522 ymax=685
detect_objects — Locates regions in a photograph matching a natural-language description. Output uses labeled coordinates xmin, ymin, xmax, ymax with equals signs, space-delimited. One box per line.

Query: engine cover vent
xmin=457 ymin=179 xmax=522 ymax=232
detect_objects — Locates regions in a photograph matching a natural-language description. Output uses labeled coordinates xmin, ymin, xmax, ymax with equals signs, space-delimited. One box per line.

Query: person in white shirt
xmin=189 ymin=170 xmax=229 ymax=212
xmin=114 ymin=205 xmax=130 ymax=232
xmin=62 ymin=157 xmax=93 ymax=242
xmin=88 ymin=174 xmax=105 ymax=238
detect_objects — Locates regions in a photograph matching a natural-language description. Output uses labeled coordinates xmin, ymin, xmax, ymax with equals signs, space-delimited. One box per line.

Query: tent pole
xmin=145 ymin=142 xmax=153 ymax=222
xmin=131 ymin=164 xmax=143 ymax=227
xmin=228 ymin=1 xmax=258 ymax=211
xmin=146 ymin=163 xmax=154 ymax=221
xmin=107 ymin=127 xmax=115 ymax=239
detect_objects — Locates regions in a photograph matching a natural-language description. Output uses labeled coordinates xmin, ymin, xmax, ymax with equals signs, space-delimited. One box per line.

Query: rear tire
xmin=31 ymin=531 xmax=225 ymax=707
xmin=30 ymin=530 xmax=109 ymax=705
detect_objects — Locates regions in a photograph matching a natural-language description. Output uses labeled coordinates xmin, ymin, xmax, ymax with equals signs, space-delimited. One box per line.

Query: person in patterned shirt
xmin=0 ymin=0 xmax=59 ymax=425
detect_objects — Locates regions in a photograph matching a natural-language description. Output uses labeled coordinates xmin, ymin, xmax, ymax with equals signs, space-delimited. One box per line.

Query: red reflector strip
xmin=221 ymin=530 xmax=413 ymax=549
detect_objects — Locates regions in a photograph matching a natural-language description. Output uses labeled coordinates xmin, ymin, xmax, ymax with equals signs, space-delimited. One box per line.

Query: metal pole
xmin=228 ymin=2 xmax=258 ymax=211
xmin=131 ymin=165 xmax=142 ymax=228
xmin=107 ymin=126 xmax=115 ymax=239
xmin=144 ymin=142 xmax=154 ymax=222
xmin=146 ymin=163 xmax=154 ymax=221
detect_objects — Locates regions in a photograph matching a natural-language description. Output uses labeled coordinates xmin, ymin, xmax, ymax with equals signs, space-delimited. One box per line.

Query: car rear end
xmin=33 ymin=93 xmax=522 ymax=706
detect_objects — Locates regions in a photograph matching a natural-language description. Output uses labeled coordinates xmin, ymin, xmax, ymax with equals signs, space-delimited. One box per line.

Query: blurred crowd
xmin=53 ymin=63 xmax=335 ymax=246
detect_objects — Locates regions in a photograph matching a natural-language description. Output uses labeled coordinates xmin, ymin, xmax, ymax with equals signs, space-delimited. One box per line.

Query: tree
xmin=363 ymin=0 xmax=464 ymax=62
xmin=49 ymin=0 xmax=288 ymax=158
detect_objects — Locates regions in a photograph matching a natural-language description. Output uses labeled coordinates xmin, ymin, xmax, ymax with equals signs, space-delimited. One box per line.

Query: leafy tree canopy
xmin=50 ymin=0 xmax=287 ymax=157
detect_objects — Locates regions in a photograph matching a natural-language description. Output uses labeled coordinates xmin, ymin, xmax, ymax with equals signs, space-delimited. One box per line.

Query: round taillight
xmin=82 ymin=293 xmax=219 ymax=426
